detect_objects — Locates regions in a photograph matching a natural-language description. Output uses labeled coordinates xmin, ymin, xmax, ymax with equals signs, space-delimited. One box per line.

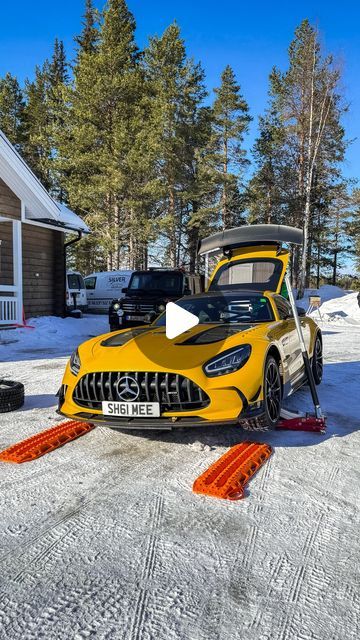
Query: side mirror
xmin=296 ymin=306 xmax=306 ymax=317
xmin=143 ymin=311 xmax=157 ymax=324
xmin=122 ymin=287 xmax=128 ymax=293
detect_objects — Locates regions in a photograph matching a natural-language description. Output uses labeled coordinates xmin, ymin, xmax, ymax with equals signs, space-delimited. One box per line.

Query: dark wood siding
xmin=22 ymin=224 xmax=65 ymax=318
xmin=0 ymin=221 xmax=14 ymax=285
xmin=0 ymin=178 xmax=19 ymax=288
xmin=0 ymin=178 xmax=21 ymax=220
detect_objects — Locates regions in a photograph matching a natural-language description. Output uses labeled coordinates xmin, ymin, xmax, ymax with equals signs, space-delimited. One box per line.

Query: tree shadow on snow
xmin=19 ymin=394 xmax=57 ymax=411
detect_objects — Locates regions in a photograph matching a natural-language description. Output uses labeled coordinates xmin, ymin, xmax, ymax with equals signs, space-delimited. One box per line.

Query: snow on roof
xmin=0 ymin=129 xmax=89 ymax=234
xmin=55 ymin=202 xmax=90 ymax=233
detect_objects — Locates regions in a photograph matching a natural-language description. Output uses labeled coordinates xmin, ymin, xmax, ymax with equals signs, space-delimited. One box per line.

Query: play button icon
xmin=165 ymin=301 xmax=199 ymax=339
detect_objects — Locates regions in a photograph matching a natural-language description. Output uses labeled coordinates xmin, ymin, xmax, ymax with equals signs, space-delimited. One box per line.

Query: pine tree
xmin=74 ymin=0 xmax=99 ymax=55
xmin=185 ymin=106 xmax=218 ymax=272
xmin=0 ymin=73 xmax=27 ymax=151
xmin=273 ymin=21 xmax=347 ymax=293
xmin=348 ymin=189 xmax=360 ymax=272
xmin=49 ymin=39 xmax=70 ymax=199
xmin=143 ymin=23 xmax=207 ymax=267
xmin=247 ymin=107 xmax=287 ymax=224
xmin=59 ymin=0 xmax=140 ymax=271
xmin=212 ymin=65 xmax=251 ymax=229
xmin=23 ymin=39 xmax=69 ymax=192
xmin=249 ymin=20 xmax=348 ymax=292
xmin=24 ymin=63 xmax=53 ymax=188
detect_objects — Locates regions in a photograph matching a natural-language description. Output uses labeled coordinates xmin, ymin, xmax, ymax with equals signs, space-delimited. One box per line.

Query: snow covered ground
xmin=0 ymin=299 xmax=359 ymax=640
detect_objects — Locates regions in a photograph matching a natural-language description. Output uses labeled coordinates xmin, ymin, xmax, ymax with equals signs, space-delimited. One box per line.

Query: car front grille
xmin=73 ymin=372 xmax=210 ymax=412
xmin=122 ymin=302 xmax=154 ymax=313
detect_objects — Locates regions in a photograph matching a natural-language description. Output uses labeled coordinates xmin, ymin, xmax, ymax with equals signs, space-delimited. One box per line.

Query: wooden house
xmin=0 ymin=130 xmax=88 ymax=325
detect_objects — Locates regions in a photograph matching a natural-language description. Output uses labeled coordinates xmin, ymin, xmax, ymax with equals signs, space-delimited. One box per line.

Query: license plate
xmin=102 ymin=401 xmax=160 ymax=417
xmin=125 ymin=314 xmax=144 ymax=321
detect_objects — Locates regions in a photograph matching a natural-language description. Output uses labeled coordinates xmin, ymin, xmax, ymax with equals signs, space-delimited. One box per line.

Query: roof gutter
xmin=26 ymin=217 xmax=88 ymax=234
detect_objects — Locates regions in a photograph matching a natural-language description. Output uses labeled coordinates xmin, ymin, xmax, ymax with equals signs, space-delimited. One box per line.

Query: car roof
xmin=132 ymin=270 xmax=183 ymax=275
xmin=180 ymin=290 xmax=272 ymax=301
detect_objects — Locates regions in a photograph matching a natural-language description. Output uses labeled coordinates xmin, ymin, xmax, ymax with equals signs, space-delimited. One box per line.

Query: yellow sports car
xmin=58 ymin=225 xmax=323 ymax=431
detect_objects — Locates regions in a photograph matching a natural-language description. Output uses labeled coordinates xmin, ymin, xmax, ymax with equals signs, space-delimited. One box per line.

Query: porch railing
xmin=0 ymin=296 xmax=18 ymax=325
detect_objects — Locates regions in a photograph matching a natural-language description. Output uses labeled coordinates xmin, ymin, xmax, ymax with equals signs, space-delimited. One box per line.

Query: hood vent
xmin=177 ymin=324 xmax=255 ymax=345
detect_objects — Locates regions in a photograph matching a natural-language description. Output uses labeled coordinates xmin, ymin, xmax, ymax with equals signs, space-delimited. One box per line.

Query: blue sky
xmin=0 ymin=0 xmax=359 ymax=181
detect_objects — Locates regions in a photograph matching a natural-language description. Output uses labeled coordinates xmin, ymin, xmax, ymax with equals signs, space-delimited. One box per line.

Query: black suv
xmin=109 ymin=269 xmax=204 ymax=331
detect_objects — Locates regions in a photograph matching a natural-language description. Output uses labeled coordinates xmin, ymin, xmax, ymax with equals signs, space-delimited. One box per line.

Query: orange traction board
xmin=193 ymin=441 xmax=273 ymax=500
xmin=0 ymin=420 xmax=95 ymax=464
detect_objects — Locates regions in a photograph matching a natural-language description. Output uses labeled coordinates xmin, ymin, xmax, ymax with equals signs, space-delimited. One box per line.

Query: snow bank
xmin=0 ymin=314 xmax=108 ymax=361
xmin=296 ymin=284 xmax=350 ymax=311
xmin=296 ymin=285 xmax=359 ymax=325
xmin=314 ymin=291 xmax=360 ymax=326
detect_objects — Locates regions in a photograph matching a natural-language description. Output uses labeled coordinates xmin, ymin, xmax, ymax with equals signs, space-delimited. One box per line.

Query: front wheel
xmin=263 ymin=356 xmax=282 ymax=429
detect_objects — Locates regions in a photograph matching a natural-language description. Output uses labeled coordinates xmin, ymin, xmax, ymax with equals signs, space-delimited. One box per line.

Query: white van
xmin=66 ymin=271 xmax=88 ymax=311
xmin=84 ymin=270 xmax=134 ymax=313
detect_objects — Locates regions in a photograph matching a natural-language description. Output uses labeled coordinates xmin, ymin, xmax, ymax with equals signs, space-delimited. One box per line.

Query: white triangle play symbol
xmin=165 ymin=301 xmax=199 ymax=339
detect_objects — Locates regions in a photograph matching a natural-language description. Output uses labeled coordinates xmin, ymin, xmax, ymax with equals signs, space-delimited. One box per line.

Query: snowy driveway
xmin=0 ymin=319 xmax=359 ymax=640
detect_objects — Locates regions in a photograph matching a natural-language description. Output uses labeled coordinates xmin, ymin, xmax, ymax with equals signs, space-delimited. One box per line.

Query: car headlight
xmin=158 ymin=304 xmax=166 ymax=312
xmin=113 ymin=302 xmax=120 ymax=311
xmin=69 ymin=349 xmax=81 ymax=375
xmin=203 ymin=345 xmax=251 ymax=377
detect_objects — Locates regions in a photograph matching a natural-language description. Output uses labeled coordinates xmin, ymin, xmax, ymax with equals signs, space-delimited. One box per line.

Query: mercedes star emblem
xmin=116 ymin=375 xmax=140 ymax=402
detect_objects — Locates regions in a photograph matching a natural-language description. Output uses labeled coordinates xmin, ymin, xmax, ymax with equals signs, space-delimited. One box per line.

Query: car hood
xmin=81 ymin=323 xmax=269 ymax=372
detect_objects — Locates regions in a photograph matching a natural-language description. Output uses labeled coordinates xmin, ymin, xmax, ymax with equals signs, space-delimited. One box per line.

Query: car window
xmin=129 ymin=272 xmax=183 ymax=293
xmin=209 ymin=259 xmax=283 ymax=292
xmin=84 ymin=277 xmax=97 ymax=290
xmin=67 ymin=274 xmax=83 ymax=290
xmin=155 ymin=294 xmax=274 ymax=325
xmin=274 ymin=295 xmax=293 ymax=320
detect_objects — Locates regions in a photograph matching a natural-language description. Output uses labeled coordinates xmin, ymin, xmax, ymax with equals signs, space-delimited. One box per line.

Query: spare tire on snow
xmin=0 ymin=380 xmax=25 ymax=413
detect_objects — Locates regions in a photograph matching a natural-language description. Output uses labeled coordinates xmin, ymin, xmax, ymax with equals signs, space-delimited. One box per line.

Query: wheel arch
xmin=265 ymin=344 xmax=284 ymax=390
xmin=310 ymin=327 xmax=322 ymax=357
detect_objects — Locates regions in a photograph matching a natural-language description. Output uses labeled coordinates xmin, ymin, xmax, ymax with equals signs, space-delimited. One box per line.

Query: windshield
xmin=128 ymin=272 xmax=183 ymax=294
xmin=155 ymin=293 xmax=274 ymax=325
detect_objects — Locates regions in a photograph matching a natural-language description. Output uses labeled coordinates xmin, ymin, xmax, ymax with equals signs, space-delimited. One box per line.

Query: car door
xmin=84 ymin=275 xmax=97 ymax=310
xmin=273 ymin=295 xmax=310 ymax=384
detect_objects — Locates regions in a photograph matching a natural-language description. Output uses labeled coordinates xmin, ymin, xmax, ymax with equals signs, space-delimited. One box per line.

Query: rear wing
xmin=198 ymin=224 xmax=303 ymax=255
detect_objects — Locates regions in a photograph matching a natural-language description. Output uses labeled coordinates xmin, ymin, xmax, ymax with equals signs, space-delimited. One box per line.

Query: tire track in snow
xmin=0 ymin=504 xmax=85 ymax=565
xmin=11 ymin=513 xmax=89 ymax=587
xmin=249 ymin=457 xmax=337 ymax=637
xmin=277 ymin=460 xmax=342 ymax=640
xmin=235 ymin=453 xmax=273 ymax=580
xmin=249 ymin=554 xmax=288 ymax=631
xmin=0 ymin=466 xmax=119 ymax=567
xmin=241 ymin=523 xmax=258 ymax=571
xmin=127 ymin=491 xmax=164 ymax=640
xmin=252 ymin=451 xmax=273 ymax=516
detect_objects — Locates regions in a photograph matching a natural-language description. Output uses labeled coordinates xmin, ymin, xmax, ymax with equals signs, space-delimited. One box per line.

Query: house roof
xmin=0 ymin=129 xmax=89 ymax=233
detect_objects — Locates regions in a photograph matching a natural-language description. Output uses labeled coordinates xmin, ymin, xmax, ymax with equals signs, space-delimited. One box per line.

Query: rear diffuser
xmin=193 ymin=441 xmax=272 ymax=501
xmin=0 ymin=420 xmax=95 ymax=464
